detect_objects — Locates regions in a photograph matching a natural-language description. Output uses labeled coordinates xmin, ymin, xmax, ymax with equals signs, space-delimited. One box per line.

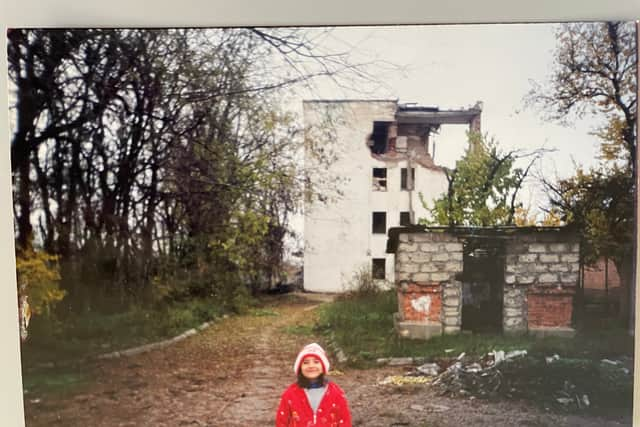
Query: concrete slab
xmin=394 ymin=313 xmax=442 ymax=340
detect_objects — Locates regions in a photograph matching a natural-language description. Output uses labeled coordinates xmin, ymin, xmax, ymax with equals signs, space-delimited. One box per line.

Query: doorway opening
xmin=460 ymin=238 xmax=504 ymax=333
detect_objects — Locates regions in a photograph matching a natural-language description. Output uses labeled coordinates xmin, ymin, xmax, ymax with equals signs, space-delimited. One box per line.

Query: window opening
xmin=372 ymin=168 xmax=387 ymax=191
xmin=372 ymin=258 xmax=386 ymax=280
xmin=400 ymin=211 xmax=411 ymax=226
xmin=372 ymin=212 xmax=387 ymax=234
xmin=371 ymin=122 xmax=389 ymax=154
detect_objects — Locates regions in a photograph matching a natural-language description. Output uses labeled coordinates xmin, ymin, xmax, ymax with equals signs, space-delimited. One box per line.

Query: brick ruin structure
xmin=387 ymin=226 xmax=580 ymax=339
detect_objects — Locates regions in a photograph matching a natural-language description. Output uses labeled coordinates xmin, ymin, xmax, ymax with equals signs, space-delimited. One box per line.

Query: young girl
xmin=276 ymin=343 xmax=352 ymax=427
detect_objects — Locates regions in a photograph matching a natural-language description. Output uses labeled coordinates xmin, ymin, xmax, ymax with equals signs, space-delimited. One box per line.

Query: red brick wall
xmin=399 ymin=283 xmax=441 ymax=322
xmin=584 ymin=257 xmax=621 ymax=290
xmin=527 ymin=293 xmax=573 ymax=328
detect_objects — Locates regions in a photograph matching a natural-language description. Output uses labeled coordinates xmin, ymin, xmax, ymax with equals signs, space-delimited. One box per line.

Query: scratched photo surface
xmin=8 ymin=23 xmax=635 ymax=426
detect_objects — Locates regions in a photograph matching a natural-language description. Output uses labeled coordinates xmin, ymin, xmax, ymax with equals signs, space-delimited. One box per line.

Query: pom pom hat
xmin=293 ymin=343 xmax=330 ymax=374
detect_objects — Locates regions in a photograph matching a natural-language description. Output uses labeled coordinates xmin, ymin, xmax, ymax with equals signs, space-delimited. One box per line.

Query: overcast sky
xmin=291 ymin=23 xmax=612 ymax=214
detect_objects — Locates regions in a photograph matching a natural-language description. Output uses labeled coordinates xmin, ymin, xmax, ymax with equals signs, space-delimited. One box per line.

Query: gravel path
xmin=24 ymin=294 xmax=632 ymax=426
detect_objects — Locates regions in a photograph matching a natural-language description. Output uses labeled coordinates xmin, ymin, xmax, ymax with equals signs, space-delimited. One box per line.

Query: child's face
xmin=300 ymin=356 xmax=323 ymax=380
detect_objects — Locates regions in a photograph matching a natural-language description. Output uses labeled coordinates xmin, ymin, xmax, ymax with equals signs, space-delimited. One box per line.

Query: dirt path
xmin=24 ymin=294 xmax=632 ymax=427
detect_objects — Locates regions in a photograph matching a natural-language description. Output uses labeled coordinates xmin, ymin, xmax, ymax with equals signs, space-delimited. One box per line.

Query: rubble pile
xmin=379 ymin=350 xmax=633 ymax=413
xmin=431 ymin=350 xmax=525 ymax=399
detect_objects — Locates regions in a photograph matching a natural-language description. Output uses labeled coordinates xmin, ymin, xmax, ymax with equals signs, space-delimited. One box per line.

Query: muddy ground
xmin=24 ymin=294 xmax=632 ymax=427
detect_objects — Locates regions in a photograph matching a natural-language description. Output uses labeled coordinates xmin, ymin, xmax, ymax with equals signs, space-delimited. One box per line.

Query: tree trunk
xmin=614 ymin=253 xmax=634 ymax=325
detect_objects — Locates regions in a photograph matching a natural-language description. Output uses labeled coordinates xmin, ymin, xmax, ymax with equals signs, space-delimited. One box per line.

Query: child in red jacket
xmin=276 ymin=343 xmax=352 ymax=427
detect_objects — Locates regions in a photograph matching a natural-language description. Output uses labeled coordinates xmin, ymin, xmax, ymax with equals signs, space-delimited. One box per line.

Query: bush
xmin=341 ymin=265 xmax=390 ymax=298
xmin=16 ymin=249 xmax=65 ymax=316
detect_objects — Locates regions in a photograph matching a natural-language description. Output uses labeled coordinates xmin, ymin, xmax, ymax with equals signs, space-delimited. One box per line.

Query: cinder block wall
xmin=504 ymin=235 xmax=580 ymax=334
xmin=395 ymin=232 xmax=463 ymax=334
xmin=395 ymin=229 xmax=580 ymax=338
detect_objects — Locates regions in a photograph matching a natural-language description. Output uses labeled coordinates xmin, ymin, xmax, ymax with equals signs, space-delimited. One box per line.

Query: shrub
xmin=16 ymin=249 xmax=65 ymax=316
xmin=341 ymin=265 xmax=390 ymax=298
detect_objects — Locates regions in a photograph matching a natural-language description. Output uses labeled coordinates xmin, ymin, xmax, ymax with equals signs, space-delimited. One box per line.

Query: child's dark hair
xmin=297 ymin=371 xmax=327 ymax=388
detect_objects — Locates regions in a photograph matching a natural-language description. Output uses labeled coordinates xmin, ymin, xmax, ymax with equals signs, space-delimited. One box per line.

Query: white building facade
xmin=303 ymin=100 xmax=481 ymax=293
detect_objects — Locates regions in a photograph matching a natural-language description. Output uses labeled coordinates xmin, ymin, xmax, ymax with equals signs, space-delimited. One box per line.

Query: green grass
xmin=22 ymin=369 xmax=91 ymax=397
xmin=316 ymin=290 xmax=634 ymax=365
xmin=317 ymin=290 xmax=634 ymax=416
xmin=21 ymin=297 xmax=229 ymax=397
xmin=23 ymin=299 xmax=222 ymax=364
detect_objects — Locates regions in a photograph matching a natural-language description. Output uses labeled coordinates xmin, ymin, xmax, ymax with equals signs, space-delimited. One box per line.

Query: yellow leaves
xmin=379 ymin=375 xmax=432 ymax=386
xmin=513 ymin=207 xmax=536 ymax=227
xmin=16 ymin=249 xmax=65 ymax=316
xmin=593 ymin=117 xmax=630 ymax=163
xmin=540 ymin=209 xmax=563 ymax=227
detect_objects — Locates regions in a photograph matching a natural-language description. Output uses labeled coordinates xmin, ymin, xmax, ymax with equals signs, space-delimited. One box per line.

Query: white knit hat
xmin=293 ymin=343 xmax=330 ymax=374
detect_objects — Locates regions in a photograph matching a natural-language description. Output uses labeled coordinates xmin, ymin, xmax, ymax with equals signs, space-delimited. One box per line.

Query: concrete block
xmin=443 ymin=297 xmax=460 ymax=308
xmin=399 ymin=243 xmax=418 ymax=253
xmin=397 ymin=253 xmax=410 ymax=263
xmin=399 ymin=263 xmax=420 ymax=273
xmin=451 ymin=252 xmax=463 ymax=261
xmin=443 ymin=288 xmax=460 ymax=298
xmin=519 ymin=254 xmax=538 ymax=263
xmin=432 ymin=252 xmax=450 ymax=262
xmin=388 ymin=357 xmax=415 ymax=366
xmin=539 ymin=273 xmax=558 ymax=283
xmin=444 ymin=243 xmax=462 ymax=251
xmin=443 ymin=315 xmax=460 ymax=325
xmin=504 ymin=296 xmax=526 ymax=309
xmin=561 ymin=273 xmax=579 ymax=283
xmin=411 ymin=234 xmax=431 ymax=243
xmin=548 ymin=264 xmax=569 ymax=273
xmin=504 ymin=318 xmax=526 ymax=330
xmin=431 ymin=272 xmax=449 ymax=282
xmin=394 ymin=314 xmax=442 ymax=340
xmin=396 ymin=272 xmax=411 ymax=281
xmin=420 ymin=243 xmax=440 ymax=252
xmin=532 ymin=264 xmax=549 ymax=273
xmin=443 ymin=326 xmax=461 ymax=335
xmin=539 ymin=254 xmax=559 ymax=263
xmin=517 ymin=275 xmax=536 ymax=285
xmin=505 ymin=264 xmax=522 ymax=274
xmin=504 ymin=307 xmax=523 ymax=317
xmin=528 ymin=243 xmax=547 ymax=253
xmin=410 ymin=252 xmax=431 ymax=263
xmin=549 ymin=243 xmax=568 ymax=253
xmin=561 ymin=254 xmax=580 ymax=263
xmin=445 ymin=261 xmax=463 ymax=272
xmin=412 ymin=273 xmax=431 ymax=282
xmin=443 ymin=307 xmax=459 ymax=316
xmin=420 ymin=263 xmax=439 ymax=273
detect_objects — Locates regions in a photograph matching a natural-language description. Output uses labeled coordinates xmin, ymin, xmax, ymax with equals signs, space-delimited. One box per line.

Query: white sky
xmin=291 ymin=23 xmax=610 ymax=214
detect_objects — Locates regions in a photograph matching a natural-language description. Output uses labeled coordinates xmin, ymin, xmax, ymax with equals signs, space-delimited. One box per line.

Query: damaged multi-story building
xmin=303 ymin=100 xmax=482 ymax=293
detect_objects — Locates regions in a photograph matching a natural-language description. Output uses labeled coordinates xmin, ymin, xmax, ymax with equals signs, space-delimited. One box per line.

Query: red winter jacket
xmin=275 ymin=381 xmax=352 ymax=427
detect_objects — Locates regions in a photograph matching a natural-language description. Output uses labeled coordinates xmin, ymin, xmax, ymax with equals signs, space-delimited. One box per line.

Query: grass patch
xmin=316 ymin=290 xmax=634 ymax=365
xmin=21 ymin=296 xmax=230 ymax=397
xmin=22 ymin=368 xmax=91 ymax=397
xmin=317 ymin=290 xmax=634 ymax=416
xmin=25 ymin=297 xmax=226 ymax=363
